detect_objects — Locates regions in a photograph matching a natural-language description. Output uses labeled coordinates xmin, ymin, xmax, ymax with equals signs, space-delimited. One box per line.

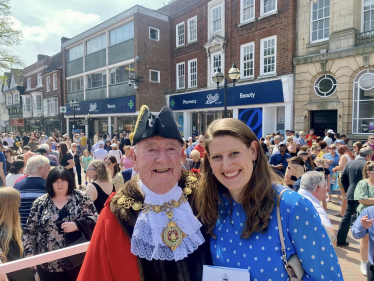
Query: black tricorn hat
xmin=132 ymin=105 xmax=184 ymax=146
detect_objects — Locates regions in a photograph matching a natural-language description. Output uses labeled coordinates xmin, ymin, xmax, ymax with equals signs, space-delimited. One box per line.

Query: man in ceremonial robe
xmin=78 ymin=105 xmax=212 ymax=281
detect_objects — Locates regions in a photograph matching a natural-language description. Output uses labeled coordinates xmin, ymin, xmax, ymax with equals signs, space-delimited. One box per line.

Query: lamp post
xmin=212 ymin=62 xmax=241 ymax=118
xmin=69 ymin=99 xmax=79 ymax=138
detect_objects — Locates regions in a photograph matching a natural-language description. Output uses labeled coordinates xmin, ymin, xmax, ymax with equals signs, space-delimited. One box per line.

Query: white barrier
xmin=0 ymin=242 xmax=89 ymax=275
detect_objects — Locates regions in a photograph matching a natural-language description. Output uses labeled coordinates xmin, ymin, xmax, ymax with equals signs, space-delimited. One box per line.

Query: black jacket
xmin=341 ymin=157 xmax=367 ymax=200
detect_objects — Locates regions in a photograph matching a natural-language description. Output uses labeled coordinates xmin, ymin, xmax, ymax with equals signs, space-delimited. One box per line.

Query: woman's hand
xmin=61 ymin=222 xmax=79 ymax=233
xmin=332 ymin=167 xmax=338 ymax=173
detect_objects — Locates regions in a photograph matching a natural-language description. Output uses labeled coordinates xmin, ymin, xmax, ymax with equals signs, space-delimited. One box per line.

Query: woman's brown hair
xmin=196 ymin=118 xmax=282 ymax=239
xmin=337 ymin=146 xmax=355 ymax=162
xmin=90 ymin=160 xmax=110 ymax=182
xmin=299 ymin=146 xmax=315 ymax=169
xmin=363 ymin=161 xmax=374 ymax=179
xmin=58 ymin=142 xmax=69 ymax=163
xmin=105 ymin=156 xmax=120 ymax=176
xmin=353 ymin=141 xmax=363 ymax=152
xmin=0 ymin=188 xmax=23 ymax=262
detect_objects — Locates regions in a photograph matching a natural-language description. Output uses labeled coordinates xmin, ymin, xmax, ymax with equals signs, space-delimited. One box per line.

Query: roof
xmin=44 ymin=51 xmax=62 ymax=74
xmin=12 ymin=69 xmax=24 ymax=87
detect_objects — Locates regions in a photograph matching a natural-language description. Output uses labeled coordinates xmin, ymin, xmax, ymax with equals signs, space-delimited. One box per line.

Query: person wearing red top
xmin=193 ymin=135 xmax=205 ymax=158
xmin=306 ymin=129 xmax=317 ymax=148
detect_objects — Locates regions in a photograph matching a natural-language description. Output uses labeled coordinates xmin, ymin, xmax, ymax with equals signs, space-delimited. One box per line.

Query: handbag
xmin=63 ymin=233 xmax=88 ymax=270
xmin=276 ymin=189 xmax=305 ymax=280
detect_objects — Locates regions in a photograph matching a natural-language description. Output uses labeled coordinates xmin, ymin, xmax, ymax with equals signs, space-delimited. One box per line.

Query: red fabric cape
xmin=77 ymin=204 xmax=140 ymax=281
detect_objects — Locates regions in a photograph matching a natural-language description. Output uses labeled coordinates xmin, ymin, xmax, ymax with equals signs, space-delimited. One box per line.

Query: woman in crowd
xmin=284 ymin=156 xmax=305 ymax=189
xmin=190 ymin=150 xmax=202 ymax=170
xmin=71 ymin=143 xmax=82 ymax=189
xmin=108 ymin=144 xmax=122 ymax=165
xmin=354 ymin=161 xmax=374 ymax=276
xmin=22 ymin=166 xmax=97 ymax=281
xmin=0 ymin=187 xmax=35 ymax=281
xmin=353 ymin=141 xmax=363 ymax=158
xmin=313 ymin=157 xmax=331 ymax=211
xmin=318 ymin=140 xmax=328 ymax=157
xmin=120 ymin=146 xmax=132 ymax=170
xmin=333 ymin=146 xmax=355 ymax=217
xmin=104 ymin=156 xmax=124 ymax=191
xmin=286 ymin=135 xmax=297 ymax=156
xmin=299 ymin=146 xmax=315 ymax=171
xmin=323 ymin=143 xmax=341 ymax=203
xmin=111 ymin=137 xmax=118 ymax=145
xmin=311 ymin=143 xmax=321 ymax=160
xmin=104 ymin=140 xmax=111 ymax=153
xmin=197 ymin=118 xmax=342 ymax=280
xmin=86 ymin=160 xmax=115 ymax=214
xmin=38 ymin=135 xmax=46 ymax=145
xmin=81 ymin=150 xmax=93 ymax=186
xmin=64 ymin=136 xmax=72 ymax=149
xmin=58 ymin=143 xmax=75 ymax=177
xmin=4 ymin=148 xmax=13 ymax=176
xmin=5 ymin=160 xmax=25 ymax=188
xmin=316 ymin=136 xmax=322 ymax=144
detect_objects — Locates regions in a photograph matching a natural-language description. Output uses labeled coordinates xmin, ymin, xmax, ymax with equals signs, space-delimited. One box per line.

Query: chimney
xmin=37 ymin=54 xmax=49 ymax=61
xmin=61 ymin=37 xmax=71 ymax=44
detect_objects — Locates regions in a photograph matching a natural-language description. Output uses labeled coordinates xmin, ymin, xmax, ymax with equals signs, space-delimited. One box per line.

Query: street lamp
xmin=69 ymin=99 xmax=79 ymax=138
xmin=212 ymin=62 xmax=241 ymax=118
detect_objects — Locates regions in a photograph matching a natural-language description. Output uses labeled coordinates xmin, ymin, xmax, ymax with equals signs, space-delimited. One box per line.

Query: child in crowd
xmin=82 ymin=149 xmax=93 ymax=186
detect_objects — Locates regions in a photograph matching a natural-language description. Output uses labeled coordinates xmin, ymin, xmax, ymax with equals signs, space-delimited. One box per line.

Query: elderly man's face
xmin=198 ymin=137 xmax=205 ymax=148
xmin=131 ymin=136 xmax=183 ymax=194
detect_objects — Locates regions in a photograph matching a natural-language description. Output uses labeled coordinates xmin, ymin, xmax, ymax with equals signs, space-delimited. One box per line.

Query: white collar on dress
xmin=130 ymin=180 xmax=204 ymax=261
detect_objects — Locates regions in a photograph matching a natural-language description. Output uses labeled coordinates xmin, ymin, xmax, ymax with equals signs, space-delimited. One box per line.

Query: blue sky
xmin=10 ymin=0 xmax=165 ymax=67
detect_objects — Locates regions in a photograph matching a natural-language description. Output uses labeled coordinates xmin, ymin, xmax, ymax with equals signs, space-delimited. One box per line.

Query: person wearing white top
xmin=108 ymin=143 xmax=122 ymax=164
xmin=93 ymin=141 xmax=108 ymax=161
xmin=5 ymin=159 xmax=24 ymax=187
xmin=298 ymin=171 xmax=336 ymax=245
xmin=271 ymin=135 xmax=282 ymax=155
xmin=4 ymin=135 xmax=14 ymax=148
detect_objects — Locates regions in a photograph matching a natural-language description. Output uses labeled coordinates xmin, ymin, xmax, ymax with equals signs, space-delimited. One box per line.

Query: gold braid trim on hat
xmin=134 ymin=105 xmax=149 ymax=136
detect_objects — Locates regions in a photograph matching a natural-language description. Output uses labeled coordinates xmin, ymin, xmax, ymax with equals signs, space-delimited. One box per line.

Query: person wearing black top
xmin=71 ymin=143 xmax=82 ymax=188
xmin=104 ymin=140 xmax=111 ymax=152
xmin=21 ymin=133 xmax=30 ymax=147
xmin=58 ymin=142 xmax=75 ymax=177
xmin=285 ymin=156 xmax=305 ymax=190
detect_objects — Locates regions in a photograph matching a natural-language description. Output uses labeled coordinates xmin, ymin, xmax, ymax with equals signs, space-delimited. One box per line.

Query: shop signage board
xmin=10 ymin=118 xmax=24 ymax=126
xmin=65 ymin=96 xmax=135 ymax=116
xmin=169 ymin=80 xmax=284 ymax=110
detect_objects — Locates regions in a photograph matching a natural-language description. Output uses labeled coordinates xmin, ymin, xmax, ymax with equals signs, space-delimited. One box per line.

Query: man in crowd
xmin=324 ymin=129 xmax=334 ymax=146
xmin=0 ymin=141 xmax=5 ymax=187
xmin=80 ymin=132 xmax=88 ymax=152
xmin=335 ymin=139 xmax=346 ymax=148
xmin=14 ymin=155 xmax=49 ymax=227
xmin=193 ymin=135 xmax=205 ymax=158
xmin=93 ymin=140 xmax=108 ymax=161
xmin=78 ymin=105 xmax=211 ymax=280
xmin=337 ymin=147 xmax=373 ymax=248
xmin=186 ymin=137 xmax=194 ymax=157
xmin=269 ymin=142 xmax=291 ymax=177
xmin=21 ymin=132 xmax=30 ymax=148
xmin=306 ymin=128 xmax=317 ymax=148
xmin=22 ymin=146 xmax=35 ymax=164
xmin=35 ymin=147 xmax=57 ymax=166
xmin=91 ymin=136 xmax=103 ymax=151
xmin=39 ymin=144 xmax=59 ymax=166
xmin=298 ymin=131 xmax=308 ymax=146
xmin=28 ymin=136 xmax=38 ymax=152
xmin=271 ymin=135 xmax=282 ymax=154
xmin=45 ymin=140 xmax=59 ymax=159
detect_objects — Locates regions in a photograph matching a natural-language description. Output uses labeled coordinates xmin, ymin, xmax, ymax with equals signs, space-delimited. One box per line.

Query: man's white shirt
xmin=323 ymin=136 xmax=333 ymax=146
xmin=93 ymin=148 xmax=108 ymax=161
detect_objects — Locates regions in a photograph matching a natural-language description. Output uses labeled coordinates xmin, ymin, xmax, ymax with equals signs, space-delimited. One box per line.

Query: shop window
xmin=110 ymin=21 xmax=134 ymax=46
xmin=87 ymin=71 xmax=107 ymax=89
xmin=363 ymin=0 xmax=374 ymax=32
xmin=241 ymin=0 xmax=255 ymax=23
xmin=176 ymin=22 xmax=185 ymax=47
xmin=86 ymin=34 xmax=106 ymax=55
xmin=47 ymin=76 xmax=50 ymax=92
xmin=23 ymin=97 xmax=31 ymax=112
xmin=311 ymin=0 xmax=329 ymax=42
xmin=260 ymin=36 xmax=276 ymax=76
xmin=67 ymin=77 xmax=84 ymax=93
xmin=149 ymin=27 xmax=160 ymax=41
xmin=211 ymin=5 xmax=222 ymax=33
xmin=188 ymin=59 xmax=197 ymax=88
xmin=110 ymin=63 xmax=134 ymax=85
xmin=176 ymin=62 xmax=185 ymax=90
xmin=314 ymin=74 xmax=337 ymax=97
xmin=53 ymin=73 xmax=57 ymax=90
xmin=188 ymin=17 xmax=197 ymax=43
xmin=68 ymin=44 xmax=83 ymax=62
xmin=261 ymin=0 xmax=277 ymax=16
xmin=150 ymin=69 xmax=160 ymax=83
xmin=240 ymin=42 xmax=254 ymax=79
xmin=353 ymin=69 xmax=374 ymax=134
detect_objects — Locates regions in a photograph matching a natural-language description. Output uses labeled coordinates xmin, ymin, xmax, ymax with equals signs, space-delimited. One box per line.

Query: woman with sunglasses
xmin=104 ymin=156 xmax=124 ymax=191
xmin=4 ymin=148 xmax=13 ymax=176
xmin=353 ymin=142 xmax=363 ymax=158
xmin=366 ymin=135 xmax=374 ymax=161
xmin=299 ymin=146 xmax=315 ymax=171
xmin=284 ymin=156 xmax=305 ymax=189
xmin=323 ymin=144 xmax=341 ymax=204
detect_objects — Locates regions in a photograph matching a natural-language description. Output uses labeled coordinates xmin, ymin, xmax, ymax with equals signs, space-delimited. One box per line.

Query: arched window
xmin=353 ymin=69 xmax=374 ymax=134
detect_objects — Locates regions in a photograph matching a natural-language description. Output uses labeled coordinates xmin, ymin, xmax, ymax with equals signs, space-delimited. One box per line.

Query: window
xmin=47 ymin=76 xmax=50 ymax=92
xmin=188 ymin=17 xmax=197 ymax=43
xmin=67 ymin=77 xmax=84 ymax=93
xmin=212 ymin=5 xmax=222 ymax=33
xmin=241 ymin=0 xmax=255 ymax=23
xmin=176 ymin=62 xmax=185 ymax=90
xmin=262 ymin=0 xmax=277 ymax=15
xmin=37 ymin=74 xmax=42 ymax=87
xmin=49 ymin=98 xmax=58 ymax=115
xmin=43 ymin=99 xmax=49 ymax=116
xmin=352 ymin=69 xmax=374 ymax=133
xmin=150 ymin=70 xmax=160 ymax=83
xmin=149 ymin=27 xmax=160 ymax=41
xmin=53 ymin=73 xmax=57 ymax=90
xmin=311 ymin=0 xmax=330 ymax=42
xmin=33 ymin=95 xmax=42 ymax=111
xmin=87 ymin=71 xmax=107 ymax=89
xmin=211 ymin=52 xmax=222 ymax=83
xmin=23 ymin=97 xmax=31 ymax=112
xmin=314 ymin=74 xmax=337 ymax=97
xmin=260 ymin=36 xmax=277 ymax=75
xmin=188 ymin=59 xmax=197 ymax=88
xmin=6 ymin=96 xmax=11 ymax=105
xmin=68 ymin=44 xmax=84 ymax=62
xmin=363 ymin=0 xmax=374 ymax=32
xmin=240 ymin=42 xmax=254 ymax=78
xmin=87 ymin=34 xmax=106 ymax=55
xmin=109 ymin=21 xmax=134 ymax=46
xmin=176 ymin=22 xmax=185 ymax=47
xmin=14 ymin=94 xmax=19 ymax=104
xmin=110 ymin=64 xmax=135 ymax=85
xmin=27 ymin=78 xmax=31 ymax=89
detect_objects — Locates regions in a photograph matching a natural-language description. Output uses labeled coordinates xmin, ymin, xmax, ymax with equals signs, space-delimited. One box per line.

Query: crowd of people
xmin=0 ymin=120 xmax=373 ymax=280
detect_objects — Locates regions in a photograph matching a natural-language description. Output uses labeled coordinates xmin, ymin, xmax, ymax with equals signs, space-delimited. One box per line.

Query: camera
xmin=128 ymin=80 xmax=132 ymax=87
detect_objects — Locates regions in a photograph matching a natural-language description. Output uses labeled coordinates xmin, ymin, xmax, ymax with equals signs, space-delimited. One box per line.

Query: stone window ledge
xmin=258 ymin=10 xmax=278 ymax=21
xmin=238 ymin=19 xmax=256 ymax=27
xmin=306 ymin=40 xmax=329 ymax=48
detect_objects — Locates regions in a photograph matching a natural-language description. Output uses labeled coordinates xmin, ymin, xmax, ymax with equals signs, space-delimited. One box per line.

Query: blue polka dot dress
xmin=210 ymin=186 xmax=343 ymax=281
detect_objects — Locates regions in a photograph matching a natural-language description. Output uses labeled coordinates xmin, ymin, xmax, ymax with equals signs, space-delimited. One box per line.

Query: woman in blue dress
xmin=197 ymin=118 xmax=343 ymax=281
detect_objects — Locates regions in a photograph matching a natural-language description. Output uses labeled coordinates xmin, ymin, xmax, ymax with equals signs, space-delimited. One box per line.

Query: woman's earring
xmin=253 ymin=160 xmax=257 ymax=168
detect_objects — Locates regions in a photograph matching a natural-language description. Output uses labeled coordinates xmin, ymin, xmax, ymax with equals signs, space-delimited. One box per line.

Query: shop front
xmin=168 ymin=75 xmax=294 ymax=139
xmin=45 ymin=117 xmax=61 ymax=136
xmin=10 ymin=118 xmax=24 ymax=133
xmin=0 ymin=120 xmax=9 ymax=133
xmin=65 ymin=96 xmax=136 ymax=140
xmin=26 ymin=118 xmax=43 ymax=133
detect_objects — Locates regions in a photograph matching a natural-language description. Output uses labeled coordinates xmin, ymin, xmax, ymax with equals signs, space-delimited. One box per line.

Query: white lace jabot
xmin=130 ymin=180 xmax=205 ymax=261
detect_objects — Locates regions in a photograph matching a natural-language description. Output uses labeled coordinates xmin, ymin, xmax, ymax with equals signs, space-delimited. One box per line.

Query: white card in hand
xmin=203 ymin=265 xmax=250 ymax=281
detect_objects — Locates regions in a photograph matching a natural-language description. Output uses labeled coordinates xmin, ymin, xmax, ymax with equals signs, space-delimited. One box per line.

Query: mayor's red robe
xmin=78 ymin=171 xmax=212 ymax=281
